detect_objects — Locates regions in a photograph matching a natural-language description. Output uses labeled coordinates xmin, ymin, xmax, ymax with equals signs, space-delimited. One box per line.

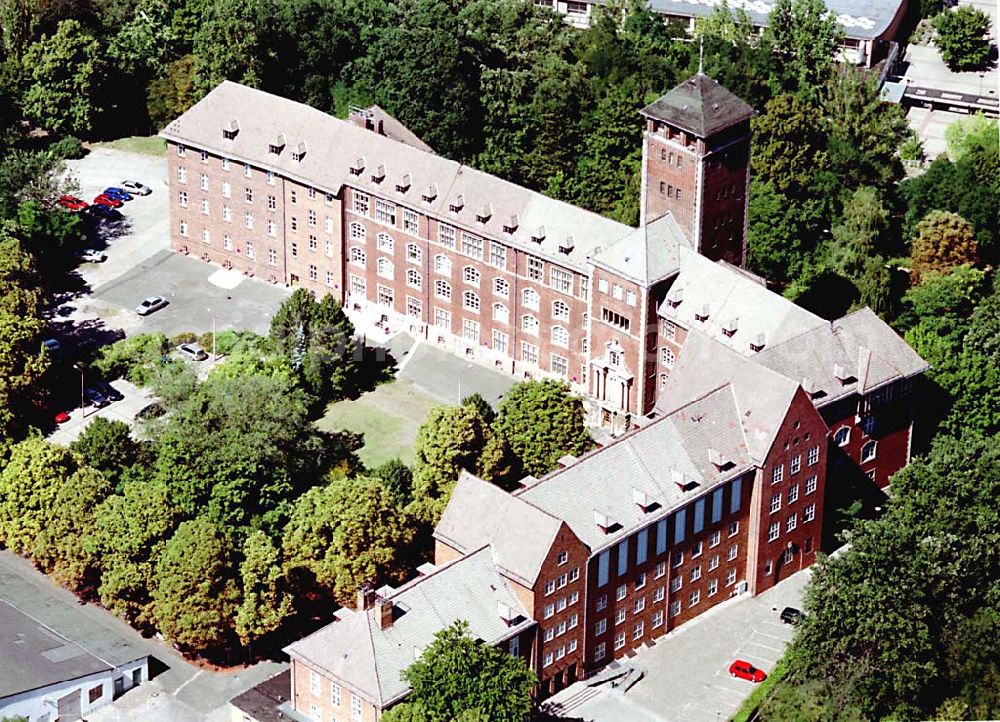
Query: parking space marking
xmin=754 ymin=630 xmax=790 ymax=641
xmin=762 ymin=620 xmax=789 ymax=629
xmin=741 ymin=652 xmax=778 ymax=666
xmin=747 ymin=640 xmax=784 ymax=653
xmin=712 ymin=684 xmax=748 ymax=696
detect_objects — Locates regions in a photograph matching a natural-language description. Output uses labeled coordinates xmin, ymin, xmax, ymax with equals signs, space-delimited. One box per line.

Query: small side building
xmin=0 ymin=600 xmax=149 ymax=722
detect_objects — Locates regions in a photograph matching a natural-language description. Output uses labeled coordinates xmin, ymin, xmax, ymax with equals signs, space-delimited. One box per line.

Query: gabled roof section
xmin=658 ymin=247 xmax=827 ymax=355
xmin=516 ymin=385 xmax=754 ymax=550
xmin=655 ymin=332 xmax=802 ymax=464
xmin=351 ymin=104 xmax=436 ymax=154
xmin=593 ymin=213 xmax=691 ymax=285
xmin=160 ymin=82 xmax=633 ymax=272
xmin=434 ymin=471 xmax=564 ymax=586
xmin=753 ymin=307 xmax=930 ymax=403
xmin=283 ymin=547 xmax=531 ymax=708
xmin=640 ymin=73 xmax=753 ymax=137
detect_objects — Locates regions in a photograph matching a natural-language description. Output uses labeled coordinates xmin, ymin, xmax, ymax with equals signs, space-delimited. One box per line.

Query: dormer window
xmin=594 ymin=510 xmax=612 ymax=534
xmin=222 ymin=120 xmax=239 ymax=140
xmin=632 ymin=488 xmax=654 ymax=512
xmin=371 ymin=164 xmax=386 ymax=184
xmin=502 ymin=215 xmax=518 ymax=234
xmin=421 ymin=184 xmax=437 ymax=203
xmin=349 ymin=157 xmax=365 ymax=176
xmin=750 ymin=333 xmax=766 ymax=353
xmin=268 ymin=134 xmax=285 ymax=155
xmin=694 ymin=304 xmax=710 ymax=322
xmin=708 ymin=448 xmax=728 ymax=469
xmin=530 ymin=226 xmax=545 ymax=244
xmin=475 ymin=204 xmax=491 ymax=224
xmin=449 ymin=194 xmax=465 ymax=213
xmin=395 ymin=173 xmax=411 ymax=193
xmin=722 ymin=317 xmax=738 ymax=337
xmin=666 ymin=287 xmax=683 ymax=308
xmin=558 ymin=236 xmax=575 ymax=255
xmin=291 ymin=142 xmax=307 ymax=162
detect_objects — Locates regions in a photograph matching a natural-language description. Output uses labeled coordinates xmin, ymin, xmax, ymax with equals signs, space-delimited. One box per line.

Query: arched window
xmin=406 ymin=243 xmax=421 ymax=263
xmin=861 ymin=440 xmax=877 ymax=462
xmin=434 ymin=254 xmax=451 ymax=275
xmin=463 ymin=266 xmax=480 ymax=286
xmin=435 ymin=279 xmax=451 ymax=300
xmin=377 ymin=257 xmax=394 ymax=279
xmin=523 ymin=288 xmax=540 ymax=310
xmin=494 ymin=278 xmax=510 ymax=298
xmin=406 ymin=268 xmax=421 ymax=289
xmin=553 ymin=300 xmax=570 ymax=321
xmin=834 ymin=427 xmax=850 ymax=447
xmin=349 ymin=247 xmax=366 ymax=267
xmin=522 ymin=315 xmax=539 ymax=335
xmin=349 ymin=222 xmax=365 ymax=241
xmin=463 ymin=291 xmax=480 ymax=313
xmin=552 ymin=326 xmax=569 ymax=347
xmin=660 ymin=347 xmax=675 ymax=366
xmin=492 ymin=303 xmax=508 ymax=323
xmin=377 ymin=233 xmax=394 ymax=252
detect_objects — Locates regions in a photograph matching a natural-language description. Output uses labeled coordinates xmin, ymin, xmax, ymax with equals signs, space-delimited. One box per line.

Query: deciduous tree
xmin=910 ymin=210 xmax=978 ymax=280
xmin=70 ymin=417 xmax=145 ymax=488
xmin=236 ymin=530 xmax=293 ymax=647
xmin=933 ymin=6 xmax=993 ymax=71
xmin=0 ymin=436 xmax=76 ymax=556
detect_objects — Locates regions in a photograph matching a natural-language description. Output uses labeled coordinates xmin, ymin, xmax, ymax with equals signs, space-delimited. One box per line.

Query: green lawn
xmin=316 ymin=379 xmax=444 ymax=468
xmin=92 ymin=136 xmax=167 ymax=156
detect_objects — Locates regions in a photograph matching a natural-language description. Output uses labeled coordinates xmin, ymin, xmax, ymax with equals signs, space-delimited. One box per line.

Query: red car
xmin=54 ymin=411 xmax=71 ymax=424
xmin=93 ymin=194 xmax=123 ymax=208
xmin=58 ymin=195 xmax=88 ymax=211
xmin=729 ymin=660 xmax=767 ymax=683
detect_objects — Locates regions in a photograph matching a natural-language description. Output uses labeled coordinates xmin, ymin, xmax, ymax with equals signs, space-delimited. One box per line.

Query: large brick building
xmin=166 ymin=75 xmax=928 ymax=718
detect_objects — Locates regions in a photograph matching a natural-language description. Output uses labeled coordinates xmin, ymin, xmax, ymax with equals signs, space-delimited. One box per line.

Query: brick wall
xmin=696 ymin=124 xmax=750 ymax=267
xmin=642 ymin=122 xmax=699 ymax=232
xmin=290 ymin=658 xmax=380 ymax=722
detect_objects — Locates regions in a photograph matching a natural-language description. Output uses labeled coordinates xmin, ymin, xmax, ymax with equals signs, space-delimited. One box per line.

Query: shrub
xmin=933 ymin=7 xmax=993 ymax=71
xmin=92 ymin=333 xmax=170 ymax=383
xmin=49 ymin=135 xmax=86 ymax=160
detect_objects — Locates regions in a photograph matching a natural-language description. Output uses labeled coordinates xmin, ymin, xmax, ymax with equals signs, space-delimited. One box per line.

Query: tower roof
xmin=640 ymin=74 xmax=753 ymax=138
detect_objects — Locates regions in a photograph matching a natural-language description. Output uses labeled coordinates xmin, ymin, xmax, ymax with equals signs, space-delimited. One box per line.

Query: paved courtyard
xmin=548 ymin=569 xmax=810 ymax=722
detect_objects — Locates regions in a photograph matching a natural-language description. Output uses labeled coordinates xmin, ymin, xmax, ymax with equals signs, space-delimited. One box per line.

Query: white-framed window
xmin=377 ymin=283 xmax=393 ymax=307
xmin=407 ymin=243 xmax=421 ymax=263
xmin=708 ymin=579 xmax=719 ymax=596
xmin=556 ymin=597 xmax=567 ymax=613
xmin=325 ymin=216 xmax=334 ymax=234
xmin=326 ymin=270 xmax=335 ymax=287
xmin=377 ymin=257 xmax=394 ymax=280
xmin=654 ymin=561 xmax=666 ymax=579
xmin=375 ymin=199 xmax=396 ymax=225
xmin=551 ymin=354 xmax=568 ymax=379
xmin=290 ymin=216 xmax=299 ymax=232
xmin=528 ymin=257 xmax=543 ymax=281
xmin=786 ymin=513 xmax=798 ymax=532
xmin=349 ymin=275 xmax=366 ymax=297
xmin=772 ymin=464 xmax=784 ymax=484
xmin=569 ymin=590 xmax=579 ymax=604
xmin=309 ymin=704 xmax=320 ymax=721
xmin=438 ymin=223 xmax=456 ymax=248
xmin=663 ymin=319 xmax=677 ymax=340
xmin=521 ymin=342 xmax=538 ymax=365
xmin=200 ymin=173 xmax=209 ymax=190
xmin=461 ymin=231 xmax=483 ymax=260
xmin=267 ymin=219 xmax=276 ymax=237
xmin=331 ymin=682 xmax=341 ymax=707
xmin=242 ymin=162 xmax=252 ymax=178
xmin=492 ymin=303 xmax=509 ymax=323
xmin=790 ymin=454 xmax=802 ymax=474
xmin=804 ymin=503 xmax=816 ymax=522
xmin=551 ymin=267 xmax=572 ymax=293
xmin=307 ymin=209 xmax=317 ymax=228
xmin=221 ymin=156 xmax=229 ymax=170
xmin=728 ymin=521 xmax=739 ymax=537
xmin=246 ymin=240 xmax=254 ymax=259
xmin=435 ymin=279 xmax=451 ymax=300
xmin=569 ymin=566 xmax=579 ymax=582
xmin=788 ymin=484 xmax=799 ymax=504
xmin=834 ymin=427 xmax=850 ymax=446
xmin=660 ymin=347 xmax=675 ymax=366
xmin=710 ymin=530 xmax=721 ymax=548
xmin=522 ymin=315 xmax=539 ymax=335
xmin=201 ymin=228 xmax=210 ymax=243
xmin=690 ymin=565 xmax=702 ymax=582
xmin=595 ymin=594 xmax=607 ymax=612
xmin=522 ymin=288 xmax=540 ymax=310
xmin=406 ymin=297 xmax=421 ymax=318
xmin=626 ymin=289 xmax=637 ymax=306
xmin=672 ymin=551 xmax=683 ymax=568
xmin=861 ymin=441 xmax=877 ymax=462
xmin=403 ymin=208 xmax=419 ymax=235
xmin=594 ymin=642 xmax=606 ymax=661
xmin=552 ymin=300 xmax=570 ymax=321
xmin=543 ymin=651 xmax=554 ymax=667
xmin=351 ymin=694 xmax=362 ymax=720
xmin=266 ymin=170 xmax=275 ymax=185
xmin=806 ymin=475 xmax=818 ymax=495
xmin=178 ymin=190 xmax=188 ymax=207
xmin=770 ymin=493 xmax=781 ymax=514
xmin=308 ymin=235 xmax=317 ymax=252
xmin=633 ymin=596 xmax=645 ymax=614
xmin=176 ymin=143 xmax=186 ymax=157
xmin=692 ymin=540 xmax=703 ymax=558
xmin=349 ymin=222 xmax=365 ymax=241
xmin=595 ymin=618 xmax=607 ymax=636
xmin=633 ymin=621 xmax=644 ymax=640
xmin=616 ymin=584 xmax=627 ymax=601
xmin=544 ymin=627 xmax=554 ymax=642
xmin=353 ymin=191 xmax=370 ymax=215
xmin=223 ymin=234 xmax=233 ymax=250
xmin=222 ymin=205 xmax=232 ymax=222
xmin=494 ymin=277 xmax=510 ymax=298
xmin=726 ymin=568 xmax=737 ymax=586
xmin=670 ymin=576 xmax=682 ymax=593
xmin=807 ymin=445 xmax=820 ymax=465
xmin=434 ymin=254 xmax=451 ymax=276
xmin=708 ymin=554 xmax=719 ymax=571
xmin=612 ymin=283 xmax=623 ymax=300
xmin=200 ymin=199 xmax=209 ymax=215
xmin=490 ymin=242 xmax=507 ymax=269
xmin=768 ymin=522 xmax=780 ymax=542
xmin=308 ymin=264 xmax=318 ymax=281
xmin=349 ymin=247 xmax=366 ymax=267
xmin=552 ymin=326 xmax=569 ymax=348
xmin=221 ymin=181 xmax=231 ymax=198
xmin=727 ymin=544 xmax=738 ymax=561
xmin=309 ymin=670 xmax=320 ymax=694
xmin=177 ymin=166 xmax=187 ymax=183
xmin=614 ymin=631 xmax=626 ymax=650
xmin=492 ymin=330 xmax=509 ymax=355
xmin=406 ymin=268 xmax=421 ymax=289
xmin=544 ymin=603 xmax=554 ymax=619
xmin=688 ymin=589 xmax=700 ymax=607
xmin=653 ymin=586 xmax=665 ymax=603
xmin=244 ymin=186 xmax=253 ymax=203
xmin=463 ymin=291 xmax=480 ymax=313
xmin=179 ymin=220 xmax=188 ymax=237
xmin=669 ymin=600 xmax=681 ymax=618
xmin=653 ymin=609 xmax=665 ymax=628
xmin=377 ymin=233 xmax=394 ymax=252
xmin=463 ymin=265 xmax=480 ymax=286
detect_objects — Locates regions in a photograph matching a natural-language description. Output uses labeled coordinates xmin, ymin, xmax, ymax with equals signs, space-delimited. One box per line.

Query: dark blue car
xmin=103 ymin=187 xmax=133 ymax=201
xmin=88 ymin=204 xmax=123 ymax=221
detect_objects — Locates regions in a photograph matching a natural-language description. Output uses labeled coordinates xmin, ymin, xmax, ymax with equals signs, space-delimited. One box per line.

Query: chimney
xmin=632 ymin=487 xmax=653 ymax=512
xmin=708 ymin=448 xmax=726 ymax=469
xmin=666 ymin=286 xmax=684 ymax=308
xmin=356 ymin=584 xmax=376 ymax=611
xmin=497 ymin=602 xmax=516 ymax=626
xmin=722 ymin=317 xmax=739 ymax=337
xmin=594 ymin=510 xmax=611 ymax=534
xmin=834 ymin=363 xmax=849 ymax=382
xmin=694 ymin=304 xmax=710 ymax=322
xmin=376 ymin=595 xmax=393 ymax=630
xmin=749 ymin=332 xmax=766 ymax=353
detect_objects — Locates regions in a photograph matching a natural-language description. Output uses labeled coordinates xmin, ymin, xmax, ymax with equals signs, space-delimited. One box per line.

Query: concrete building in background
xmin=0 ymin=601 xmax=148 ymax=722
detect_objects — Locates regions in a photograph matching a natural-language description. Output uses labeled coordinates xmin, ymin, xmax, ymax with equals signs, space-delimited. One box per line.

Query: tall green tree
xmin=70 ymin=417 xmax=146 ymax=488
xmin=909 ymin=210 xmax=978 ymax=280
xmin=933 ymin=6 xmax=993 ymax=71
xmin=236 ymin=530 xmax=293 ymax=647
xmin=192 ymin=0 xmax=266 ymax=95
xmin=763 ymin=0 xmax=843 ymax=95
xmin=385 ymin=620 xmax=536 ymax=722
xmin=153 ymin=517 xmax=240 ymax=652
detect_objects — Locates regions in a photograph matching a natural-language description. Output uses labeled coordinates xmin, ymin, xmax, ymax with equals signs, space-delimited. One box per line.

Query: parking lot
xmin=547 ymin=569 xmax=810 ymax=722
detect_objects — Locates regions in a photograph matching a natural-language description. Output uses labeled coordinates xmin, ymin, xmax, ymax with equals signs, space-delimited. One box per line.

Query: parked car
xmin=135 ymin=295 xmax=168 ymax=315
xmin=729 ymin=660 xmax=767 ymax=683
xmin=78 ymin=248 xmax=107 ymax=263
xmin=120 ymin=180 xmax=152 ymax=196
xmin=54 ymin=411 xmax=71 ymax=424
xmin=87 ymin=204 xmax=123 ymax=221
xmin=93 ymin=194 xmax=123 ymax=208
xmin=93 ymin=380 xmax=124 ymax=402
xmin=103 ymin=187 xmax=133 ymax=202
xmin=58 ymin=195 xmax=88 ymax=211
xmin=42 ymin=338 xmax=61 ymax=354
xmin=83 ymin=387 xmax=110 ymax=408
xmin=780 ymin=607 xmax=805 ymax=625
xmin=177 ymin=342 xmax=208 ymax=361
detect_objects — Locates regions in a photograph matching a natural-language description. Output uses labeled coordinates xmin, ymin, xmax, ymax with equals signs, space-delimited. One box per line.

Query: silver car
xmin=177 ymin=342 xmax=208 ymax=361
xmin=78 ymin=248 xmax=107 ymax=263
xmin=120 ymin=180 xmax=152 ymax=196
xmin=135 ymin=295 xmax=168 ymax=315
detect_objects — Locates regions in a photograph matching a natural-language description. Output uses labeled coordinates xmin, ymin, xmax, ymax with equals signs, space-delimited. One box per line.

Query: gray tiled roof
xmin=355 ymin=105 xmax=435 ymax=154
xmin=0 ymin=600 xmax=111 ymax=698
xmin=283 ymin=547 xmax=532 ymax=707
xmin=640 ymin=73 xmax=753 ymax=137
xmin=658 ymin=248 xmax=828 ymax=355
xmin=593 ymin=213 xmax=690 ymax=284
xmin=160 ymin=82 xmax=633 ymax=273
xmin=516 ymin=385 xmax=754 ymax=550
xmin=753 ymin=307 xmax=930 ymax=402
xmin=434 ymin=471 xmax=564 ymax=586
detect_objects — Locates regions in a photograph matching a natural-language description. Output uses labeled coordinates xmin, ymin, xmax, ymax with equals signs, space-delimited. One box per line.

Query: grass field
xmin=92 ymin=136 xmax=167 ymax=156
xmin=316 ymin=378 xmax=444 ymax=468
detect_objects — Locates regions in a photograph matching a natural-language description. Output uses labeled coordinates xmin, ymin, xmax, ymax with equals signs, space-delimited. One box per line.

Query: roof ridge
xmin=365 ymin=606 xmax=384 ymax=706
xmin=0 ymin=599 xmax=119 ymax=671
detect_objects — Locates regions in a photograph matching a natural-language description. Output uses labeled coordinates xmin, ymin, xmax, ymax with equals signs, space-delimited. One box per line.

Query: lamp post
xmin=207 ymin=307 xmax=217 ymax=360
xmin=73 ymin=363 xmax=85 ymax=419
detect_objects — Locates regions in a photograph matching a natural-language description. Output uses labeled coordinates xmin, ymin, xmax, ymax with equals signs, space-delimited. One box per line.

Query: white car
xmin=177 ymin=342 xmax=208 ymax=361
xmin=135 ymin=295 xmax=168 ymax=315
xmin=120 ymin=180 xmax=152 ymax=196
xmin=78 ymin=248 xmax=107 ymax=263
